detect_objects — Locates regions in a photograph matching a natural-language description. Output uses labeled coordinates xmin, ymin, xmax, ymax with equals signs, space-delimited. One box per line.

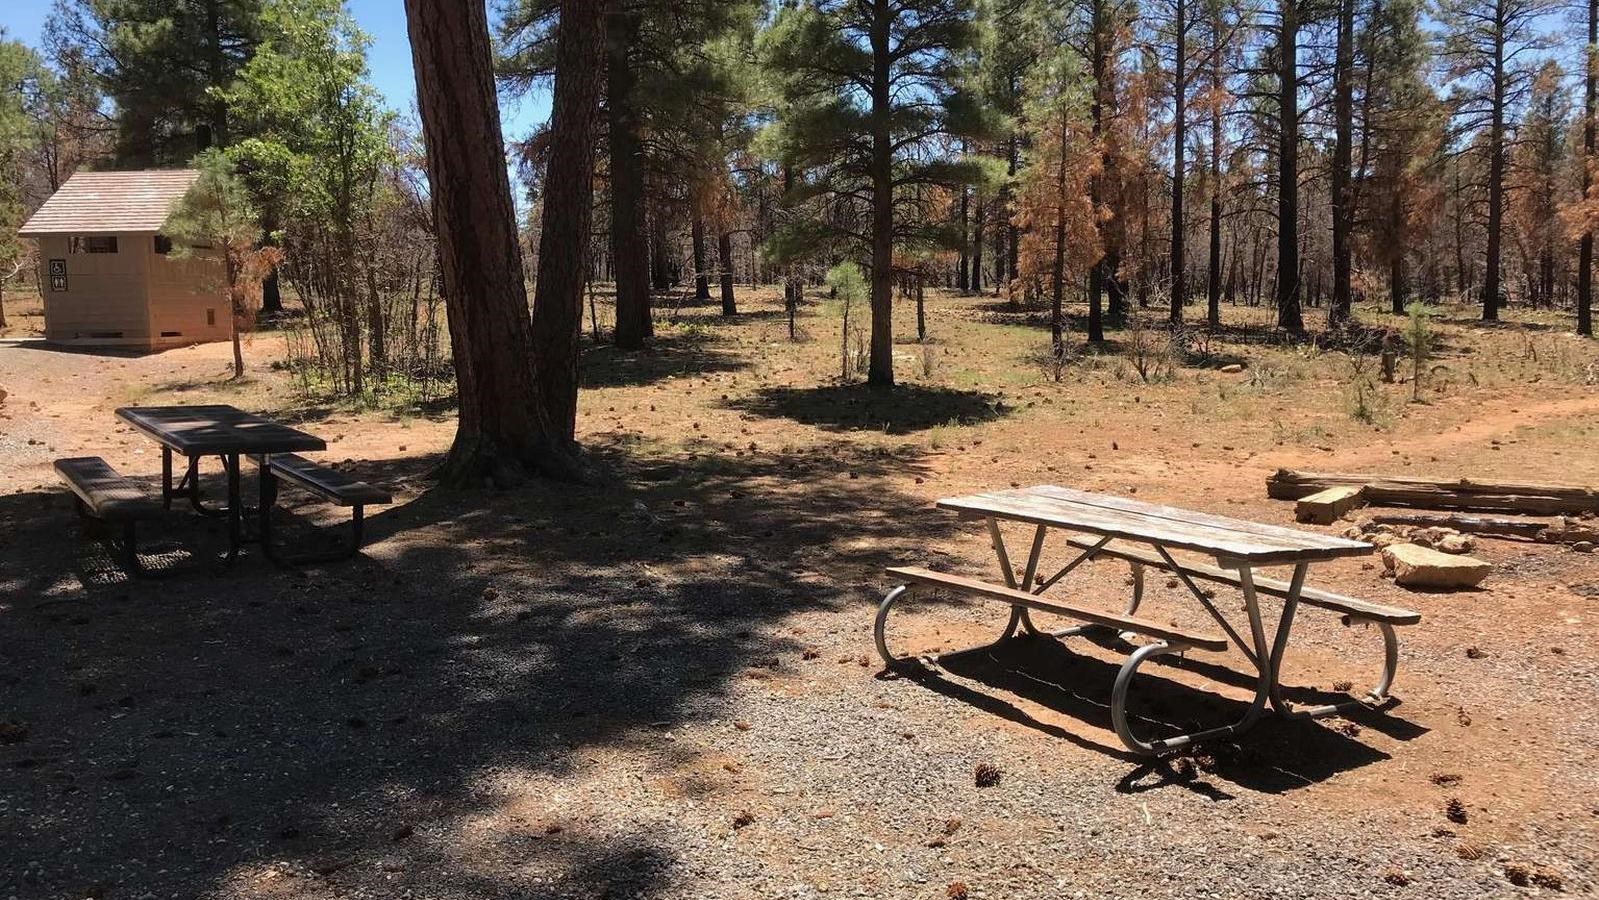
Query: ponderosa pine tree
xmin=1197 ymin=0 xmax=1241 ymax=328
xmin=1509 ymin=62 xmax=1567 ymax=308
xmin=1012 ymin=1 xmax=1097 ymax=354
xmin=1272 ymin=0 xmax=1307 ymax=330
xmin=1356 ymin=0 xmax=1439 ymax=314
xmin=1582 ymin=0 xmax=1596 ymax=336
xmin=48 ymin=0 xmax=268 ymax=164
xmin=1439 ymin=0 xmax=1555 ymax=321
xmin=406 ymin=0 xmax=585 ymax=484
xmin=530 ymin=1 xmax=607 ymax=443
xmin=762 ymin=0 xmax=996 ymax=387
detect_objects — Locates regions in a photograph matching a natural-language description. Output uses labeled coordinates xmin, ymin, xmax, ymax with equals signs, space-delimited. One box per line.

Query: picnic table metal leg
xmin=161 ymin=448 xmax=173 ymax=510
xmin=987 ymin=518 xmax=1037 ymax=638
xmin=183 ymin=455 xmax=234 ymax=518
xmin=223 ymin=453 xmax=242 ymax=565
xmin=1264 ymin=564 xmax=1398 ymax=718
xmin=1107 ymin=560 xmax=1282 ymax=755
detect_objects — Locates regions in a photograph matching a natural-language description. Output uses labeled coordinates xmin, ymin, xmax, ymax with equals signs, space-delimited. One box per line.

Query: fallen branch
xmin=1268 ymin=469 xmax=1599 ymax=516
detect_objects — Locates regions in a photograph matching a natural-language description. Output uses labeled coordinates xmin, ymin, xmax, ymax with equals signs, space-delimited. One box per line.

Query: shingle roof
xmin=19 ymin=169 xmax=201 ymax=235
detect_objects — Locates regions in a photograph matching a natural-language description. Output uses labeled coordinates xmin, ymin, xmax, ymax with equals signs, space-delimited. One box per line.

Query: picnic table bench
xmin=54 ymin=456 xmax=166 ymax=574
xmin=876 ymin=485 xmax=1419 ymax=755
xmin=250 ymin=453 xmax=391 ymax=563
xmin=55 ymin=404 xmax=390 ymax=573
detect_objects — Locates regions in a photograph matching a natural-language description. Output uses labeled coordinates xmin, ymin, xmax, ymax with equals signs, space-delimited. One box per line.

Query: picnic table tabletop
xmin=937 ymin=484 xmax=1373 ymax=566
xmin=116 ymin=404 xmax=327 ymax=457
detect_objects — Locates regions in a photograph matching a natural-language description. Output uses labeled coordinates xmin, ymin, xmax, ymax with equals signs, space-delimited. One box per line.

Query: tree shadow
xmin=579 ymin=332 xmax=749 ymax=389
xmin=727 ymin=383 xmax=1011 ymax=434
xmin=0 ymin=439 xmax=957 ymax=898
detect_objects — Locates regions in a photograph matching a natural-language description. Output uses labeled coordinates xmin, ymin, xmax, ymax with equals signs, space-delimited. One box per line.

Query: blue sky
xmin=1 ymin=0 xmax=552 ymax=140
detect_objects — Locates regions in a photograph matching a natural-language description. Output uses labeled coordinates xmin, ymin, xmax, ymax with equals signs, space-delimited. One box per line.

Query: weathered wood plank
xmin=886 ymin=565 xmax=1230 ymax=650
xmin=938 ymin=485 xmax=1372 ymax=564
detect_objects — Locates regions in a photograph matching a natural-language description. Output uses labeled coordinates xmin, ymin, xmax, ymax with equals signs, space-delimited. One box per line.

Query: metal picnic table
xmin=115 ymin=404 xmax=326 ymax=563
xmin=876 ymin=485 xmax=1399 ymax=754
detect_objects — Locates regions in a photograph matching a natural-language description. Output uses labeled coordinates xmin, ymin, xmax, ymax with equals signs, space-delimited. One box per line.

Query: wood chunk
xmin=1295 ymin=486 xmax=1366 ymax=524
xmin=1381 ymin=543 xmax=1492 ymax=590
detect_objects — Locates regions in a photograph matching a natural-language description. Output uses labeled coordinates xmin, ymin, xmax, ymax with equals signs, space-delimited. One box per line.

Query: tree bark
xmin=1329 ymin=0 xmax=1354 ymax=326
xmin=866 ymin=0 xmax=895 ymax=387
xmin=1276 ymin=0 xmax=1303 ymax=330
xmin=608 ymin=9 xmax=652 ymax=349
xmin=1581 ymin=0 xmax=1596 ymax=336
xmin=530 ymin=0 xmax=606 ymax=446
xmin=1171 ymin=0 xmax=1187 ymax=325
xmin=405 ymin=0 xmax=585 ymax=484
xmin=718 ymin=230 xmax=737 ymax=315
xmin=1484 ymin=20 xmax=1506 ymax=321
xmin=691 ymin=214 xmax=712 ymax=300
xmin=1088 ymin=0 xmax=1109 ymax=343
xmin=1207 ymin=11 xmax=1224 ymax=329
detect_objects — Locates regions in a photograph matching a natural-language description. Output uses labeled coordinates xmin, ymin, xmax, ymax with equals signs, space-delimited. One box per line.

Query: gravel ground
xmin=4 ymin=462 xmax=1595 ymax=900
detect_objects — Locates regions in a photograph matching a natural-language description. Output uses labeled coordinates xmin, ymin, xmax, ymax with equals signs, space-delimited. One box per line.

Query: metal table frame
xmin=877 ymin=503 xmax=1393 ymax=755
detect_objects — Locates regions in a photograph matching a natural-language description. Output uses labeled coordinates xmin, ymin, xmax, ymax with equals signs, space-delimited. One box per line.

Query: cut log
xmin=1380 ymin=543 xmax=1492 ymax=590
xmin=1268 ymin=469 xmax=1599 ymax=516
xmin=1366 ymin=513 xmax=1551 ymax=541
xmin=1295 ymin=485 xmax=1365 ymax=524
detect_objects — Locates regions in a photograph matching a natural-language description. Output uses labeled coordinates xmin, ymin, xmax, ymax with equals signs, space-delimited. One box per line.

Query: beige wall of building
xmin=36 ymin=232 xmax=229 ymax=350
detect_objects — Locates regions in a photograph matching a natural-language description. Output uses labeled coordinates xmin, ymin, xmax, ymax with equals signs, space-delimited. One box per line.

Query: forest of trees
xmin=1 ymin=0 xmax=1596 ymax=478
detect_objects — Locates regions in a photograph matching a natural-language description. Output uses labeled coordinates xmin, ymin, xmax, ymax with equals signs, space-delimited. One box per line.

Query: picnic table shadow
xmin=0 ymin=439 xmax=954 ymax=899
xmin=890 ymin=630 xmax=1425 ymax=797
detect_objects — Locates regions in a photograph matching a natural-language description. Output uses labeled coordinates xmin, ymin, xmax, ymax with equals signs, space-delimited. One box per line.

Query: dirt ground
xmin=2 ymin=286 xmax=1597 ymax=899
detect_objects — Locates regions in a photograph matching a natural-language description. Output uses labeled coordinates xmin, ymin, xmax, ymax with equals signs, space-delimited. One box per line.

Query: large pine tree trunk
xmin=1087 ymin=0 xmax=1109 ymax=343
xmin=718 ymin=230 xmax=737 ymax=315
xmin=1484 ymin=28 xmax=1506 ymax=321
xmin=972 ymin=196 xmax=985 ymax=293
xmin=957 ymin=151 xmax=970 ymax=293
xmin=1208 ymin=24 xmax=1223 ymax=329
xmin=691 ymin=214 xmax=712 ymax=300
xmin=866 ymin=0 xmax=895 ymax=387
xmin=608 ymin=9 xmax=652 ymax=349
xmin=1170 ymin=0 xmax=1187 ymax=325
xmin=530 ymin=0 xmax=606 ymax=446
xmin=1329 ymin=0 xmax=1354 ymax=326
xmin=405 ymin=0 xmax=582 ymax=485
xmin=1581 ymin=0 xmax=1596 ymax=336
xmin=1276 ymin=0 xmax=1303 ymax=330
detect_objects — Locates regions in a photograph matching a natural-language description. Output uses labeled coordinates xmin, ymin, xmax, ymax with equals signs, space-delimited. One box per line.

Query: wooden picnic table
xmin=878 ymin=485 xmax=1393 ymax=754
xmin=116 ymin=404 xmax=326 ymax=562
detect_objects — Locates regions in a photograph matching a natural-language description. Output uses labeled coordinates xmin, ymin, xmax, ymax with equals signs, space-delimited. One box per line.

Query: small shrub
xmin=825 ymin=261 xmax=868 ymax=382
xmin=1402 ymin=302 xmax=1437 ymax=402
xmin=1124 ymin=316 xmax=1177 ymax=383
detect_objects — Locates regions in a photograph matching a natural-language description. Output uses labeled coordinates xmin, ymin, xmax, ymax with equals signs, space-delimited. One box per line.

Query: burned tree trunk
xmin=608 ymin=8 xmax=652 ymax=349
